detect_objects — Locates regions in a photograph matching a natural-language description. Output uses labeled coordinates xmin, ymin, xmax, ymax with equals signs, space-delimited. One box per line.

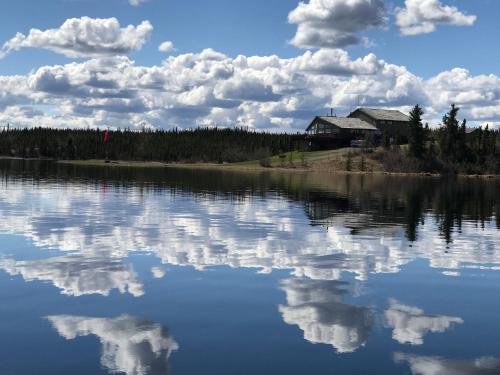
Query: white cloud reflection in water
xmin=0 ymin=174 xmax=498 ymax=361
xmin=47 ymin=315 xmax=178 ymax=375
xmin=0 ymin=179 xmax=498 ymax=298
xmin=394 ymin=353 xmax=500 ymax=375
xmin=385 ymin=299 xmax=463 ymax=346
xmin=278 ymin=278 xmax=373 ymax=353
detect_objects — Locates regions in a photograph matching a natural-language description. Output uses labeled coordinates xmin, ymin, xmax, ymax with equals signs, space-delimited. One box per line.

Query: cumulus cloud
xmin=158 ymin=41 xmax=174 ymax=53
xmin=385 ymin=299 xmax=463 ymax=345
xmin=0 ymin=47 xmax=425 ymax=130
xmin=1 ymin=45 xmax=500 ymax=130
xmin=0 ymin=17 xmax=153 ymax=59
xmin=288 ymin=0 xmax=386 ymax=48
xmin=214 ymin=76 xmax=281 ymax=102
xmin=47 ymin=315 xmax=179 ymax=375
xmin=396 ymin=0 xmax=477 ymax=36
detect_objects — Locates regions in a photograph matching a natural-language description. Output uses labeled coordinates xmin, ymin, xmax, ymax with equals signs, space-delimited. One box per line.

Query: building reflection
xmin=47 ymin=315 xmax=178 ymax=375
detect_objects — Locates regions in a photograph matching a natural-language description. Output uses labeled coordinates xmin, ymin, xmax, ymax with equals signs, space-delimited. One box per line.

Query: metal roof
xmin=352 ymin=108 xmax=410 ymax=122
xmin=316 ymin=116 xmax=378 ymax=131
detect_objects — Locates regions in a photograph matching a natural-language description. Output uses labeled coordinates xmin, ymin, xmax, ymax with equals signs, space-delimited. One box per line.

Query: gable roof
xmin=307 ymin=116 xmax=378 ymax=131
xmin=351 ymin=108 xmax=410 ymax=122
xmin=465 ymin=127 xmax=481 ymax=134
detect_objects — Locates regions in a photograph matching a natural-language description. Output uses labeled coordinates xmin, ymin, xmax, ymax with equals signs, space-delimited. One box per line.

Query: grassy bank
xmin=57 ymin=147 xmax=500 ymax=179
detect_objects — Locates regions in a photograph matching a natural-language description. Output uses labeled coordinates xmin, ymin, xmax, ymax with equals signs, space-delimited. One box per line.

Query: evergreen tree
xmin=439 ymin=104 xmax=461 ymax=161
xmin=408 ymin=104 xmax=425 ymax=158
xmin=0 ymin=127 xmax=302 ymax=163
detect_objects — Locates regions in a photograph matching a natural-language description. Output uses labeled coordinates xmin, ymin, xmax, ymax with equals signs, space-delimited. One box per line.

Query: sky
xmin=0 ymin=0 xmax=499 ymax=131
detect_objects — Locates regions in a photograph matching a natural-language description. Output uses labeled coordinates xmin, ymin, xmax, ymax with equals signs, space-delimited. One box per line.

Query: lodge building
xmin=306 ymin=108 xmax=410 ymax=149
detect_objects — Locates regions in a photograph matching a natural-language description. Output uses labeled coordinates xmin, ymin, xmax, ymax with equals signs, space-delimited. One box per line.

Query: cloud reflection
xmin=278 ymin=278 xmax=373 ymax=353
xmin=47 ymin=315 xmax=178 ymax=375
xmin=395 ymin=353 xmax=500 ymax=375
xmin=0 ymin=177 xmax=498 ymax=304
xmin=0 ymin=255 xmax=144 ymax=297
xmin=385 ymin=299 xmax=463 ymax=345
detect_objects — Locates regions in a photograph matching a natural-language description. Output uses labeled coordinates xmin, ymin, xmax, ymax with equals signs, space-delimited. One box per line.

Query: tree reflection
xmin=302 ymin=175 xmax=499 ymax=244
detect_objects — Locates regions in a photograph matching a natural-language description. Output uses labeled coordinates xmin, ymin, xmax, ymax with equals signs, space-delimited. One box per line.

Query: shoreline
xmin=0 ymin=157 xmax=496 ymax=179
xmin=54 ymin=159 xmax=499 ymax=179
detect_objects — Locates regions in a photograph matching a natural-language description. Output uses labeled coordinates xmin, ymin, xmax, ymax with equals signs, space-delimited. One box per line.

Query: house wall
xmin=376 ymin=121 xmax=409 ymax=138
xmin=349 ymin=111 xmax=409 ymax=139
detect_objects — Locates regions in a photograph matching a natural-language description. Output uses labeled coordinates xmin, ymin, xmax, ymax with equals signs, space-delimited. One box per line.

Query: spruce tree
xmin=408 ymin=104 xmax=425 ymax=158
xmin=439 ymin=104 xmax=460 ymax=161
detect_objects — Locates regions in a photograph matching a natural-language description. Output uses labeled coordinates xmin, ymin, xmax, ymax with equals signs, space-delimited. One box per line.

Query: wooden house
xmin=306 ymin=108 xmax=410 ymax=150
xmin=348 ymin=108 xmax=410 ymax=139
xmin=305 ymin=116 xmax=379 ymax=149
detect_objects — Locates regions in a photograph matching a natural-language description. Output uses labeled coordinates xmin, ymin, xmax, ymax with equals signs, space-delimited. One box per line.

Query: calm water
xmin=0 ymin=160 xmax=499 ymax=375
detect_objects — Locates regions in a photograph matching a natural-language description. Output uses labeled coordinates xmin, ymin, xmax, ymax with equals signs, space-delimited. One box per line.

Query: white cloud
xmin=47 ymin=315 xmax=179 ymax=375
xmin=158 ymin=40 xmax=174 ymax=52
xmin=288 ymin=0 xmax=386 ymax=48
xmin=396 ymin=0 xmax=477 ymax=36
xmin=0 ymin=17 xmax=153 ymax=59
xmin=1 ymin=45 xmax=500 ymax=130
xmin=129 ymin=0 xmax=149 ymax=6
xmin=385 ymin=299 xmax=463 ymax=345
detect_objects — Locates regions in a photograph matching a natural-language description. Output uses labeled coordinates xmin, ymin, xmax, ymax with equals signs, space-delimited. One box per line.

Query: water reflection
xmin=0 ymin=171 xmax=498 ymax=294
xmin=385 ymin=299 xmax=463 ymax=346
xmin=47 ymin=315 xmax=178 ymax=375
xmin=0 ymin=160 xmax=499 ymax=370
xmin=0 ymin=255 xmax=144 ymax=297
xmin=395 ymin=353 xmax=500 ymax=375
xmin=278 ymin=278 xmax=373 ymax=353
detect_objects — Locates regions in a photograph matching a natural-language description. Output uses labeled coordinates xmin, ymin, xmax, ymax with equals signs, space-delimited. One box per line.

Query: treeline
xmin=376 ymin=104 xmax=500 ymax=174
xmin=0 ymin=127 xmax=304 ymax=163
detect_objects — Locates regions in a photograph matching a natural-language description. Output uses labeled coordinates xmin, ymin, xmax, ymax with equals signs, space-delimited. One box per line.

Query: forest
xmin=374 ymin=104 xmax=500 ymax=175
xmin=0 ymin=104 xmax=499 ymax=175
xmin=0 ymin=127 xmax=303 ymax=163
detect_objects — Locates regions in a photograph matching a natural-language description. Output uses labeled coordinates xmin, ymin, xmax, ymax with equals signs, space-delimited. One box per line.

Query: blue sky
xmin=0 ymin=0 xmax=499 ymax=130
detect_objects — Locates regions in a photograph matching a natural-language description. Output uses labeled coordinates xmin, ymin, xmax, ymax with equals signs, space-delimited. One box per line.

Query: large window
xmin=307 ymin=122 xmax=339 ymax=135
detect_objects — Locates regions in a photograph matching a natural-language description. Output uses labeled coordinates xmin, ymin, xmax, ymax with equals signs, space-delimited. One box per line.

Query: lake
xmin=0 ymin=159 xmax=499 ymax=375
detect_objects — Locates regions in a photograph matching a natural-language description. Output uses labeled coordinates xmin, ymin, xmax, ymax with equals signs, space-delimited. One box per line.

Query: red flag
xmin=104 ymin=130 xmax=109 ymax=142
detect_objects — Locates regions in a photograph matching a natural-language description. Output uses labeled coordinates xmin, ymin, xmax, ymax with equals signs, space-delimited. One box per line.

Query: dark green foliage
xmin=376 ymin=104 xmax=500 ymax=175
xmin=0 ymin=127 xmax=304 ymax=163
xmin=408 ymin=104 xmax=425 ymax=158
xmin=439 ymin=104 xmax=463 ymax=162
